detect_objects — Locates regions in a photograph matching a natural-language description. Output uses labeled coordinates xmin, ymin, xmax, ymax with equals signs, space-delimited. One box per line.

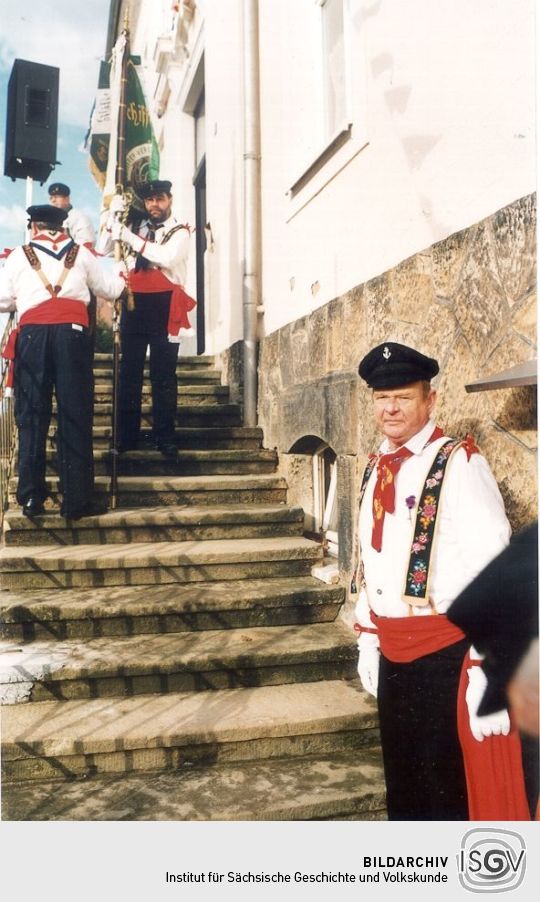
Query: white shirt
xmin=355 ymin=419 xmax=511 ymax=629
xmin=101 ymin=214 xmax=190 ymax=287
xmin=0 ymin=236 xmax=125 ymax=316
xmin=65 ymin=207 xmax=96 ymax=246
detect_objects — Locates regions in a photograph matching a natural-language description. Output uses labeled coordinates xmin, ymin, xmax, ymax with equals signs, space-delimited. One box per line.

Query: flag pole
xmin=110 ymin=9 xmax=132 ymax=510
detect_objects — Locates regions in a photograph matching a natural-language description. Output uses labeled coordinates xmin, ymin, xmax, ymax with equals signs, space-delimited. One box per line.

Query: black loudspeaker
xmin=4 ymin=59 xmax=59 ymax=184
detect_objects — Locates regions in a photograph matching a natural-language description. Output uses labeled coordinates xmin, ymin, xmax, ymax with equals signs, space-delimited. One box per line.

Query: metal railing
xmin=0 ymin=312 xmax=17 ymax=524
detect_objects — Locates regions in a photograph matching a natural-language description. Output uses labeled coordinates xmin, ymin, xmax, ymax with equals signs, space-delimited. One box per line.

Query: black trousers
xmin=377 ymin=638 xmax=469 ymax=820
xmin=14 ymin=323 xmax=94 ymax=516
xmin=119 ymin=292 xmax=179 ymax=448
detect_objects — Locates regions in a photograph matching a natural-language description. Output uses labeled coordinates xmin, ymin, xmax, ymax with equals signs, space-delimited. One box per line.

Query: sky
xmin=0 ymin=0 xmax=111 ymax=250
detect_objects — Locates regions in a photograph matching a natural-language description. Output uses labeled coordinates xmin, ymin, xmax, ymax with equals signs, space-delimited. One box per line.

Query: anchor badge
xmin=383 ymin=346 xmax=391 ymax=360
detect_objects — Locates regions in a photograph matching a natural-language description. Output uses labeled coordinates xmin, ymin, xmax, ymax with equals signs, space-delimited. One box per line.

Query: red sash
xmin=370 ymin=610 xmax=465 ymax=661
xmin=372 ymin=613 xmax=531 ymax=820
xmin=128 ymin=269 xmax=196 ymax=337
xmin=1 ymin=298 xmax=88 ymax=391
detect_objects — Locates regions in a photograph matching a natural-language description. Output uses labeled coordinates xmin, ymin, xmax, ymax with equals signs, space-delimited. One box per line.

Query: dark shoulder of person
xmin=448 ymin=522 xmax=538 ymax=641
xmin=447 ymin=522 xmax=538 ymax=713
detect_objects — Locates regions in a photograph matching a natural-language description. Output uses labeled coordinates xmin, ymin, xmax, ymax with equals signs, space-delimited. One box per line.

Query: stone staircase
xmin=0 ymin=353 xmax=385 ymax=821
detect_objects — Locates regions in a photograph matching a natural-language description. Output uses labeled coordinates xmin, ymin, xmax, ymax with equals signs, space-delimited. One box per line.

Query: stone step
xmin=93 ymin=368 xmax=222 ymax=384
xmin=0 ymin=576 xmax=344 ymax=641
xmin=57 ymin=403 xmax=242 ymax=426
xmin=34 ymin=448 xmax=278 ymax=478
xmin=1 ymin=748 xmax=386 ymax=820
xmin=1 ymin=679 xmax=379 ymax=782
xmin=93 ymin=353 xmax=216 ymax=370
xmin=8 ymin=473 xmax=287 ymax=508
xmin=0 ymin=621 xmax=356 ymax=704
xmin=0 ymin=535 xmax=322 ymax=589
xmin=48 ymin=426 xmax=264 ymax=450
xmin=93 ymin=385 xmax=229 ymax=404
xmin=2 ymin=503 xmax=302 ymax=546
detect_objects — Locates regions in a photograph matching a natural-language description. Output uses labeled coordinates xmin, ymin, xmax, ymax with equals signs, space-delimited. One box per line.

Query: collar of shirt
xmin=29 ymin=236 xmax=74 ymax=259
xmin=379 ymin=418 xmax=438 ymax=456
xmin=142 ymin=214 xmax=176 ymax=237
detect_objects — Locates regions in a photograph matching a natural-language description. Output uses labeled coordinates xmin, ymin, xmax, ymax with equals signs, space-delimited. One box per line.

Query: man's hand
xmin=466 ymin=665 xmax=511 ymax=741
xmin=357 ymin=633 xmax=380 ymax=697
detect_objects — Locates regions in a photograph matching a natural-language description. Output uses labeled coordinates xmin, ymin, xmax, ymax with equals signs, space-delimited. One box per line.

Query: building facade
xmin=105 ymin=0 xmax=537 ymax=576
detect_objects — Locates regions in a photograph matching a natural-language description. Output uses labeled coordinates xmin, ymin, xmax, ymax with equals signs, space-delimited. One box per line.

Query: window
xmin=287 ymin=436 xmax=339 ymax=557
xmin=320 ymin=0 xmax=347 ymax=140
xmin=289 ymin=0 xmax=354 ymax=198
xmin=194 ymin=90 xmax=205 ymax=170
xmin=313 ymin=444 xmax=338 ymax=557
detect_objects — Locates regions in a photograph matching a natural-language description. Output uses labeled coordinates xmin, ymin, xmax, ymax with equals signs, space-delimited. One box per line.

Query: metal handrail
xmin=0 ymin=312 xmax=17 ymax=526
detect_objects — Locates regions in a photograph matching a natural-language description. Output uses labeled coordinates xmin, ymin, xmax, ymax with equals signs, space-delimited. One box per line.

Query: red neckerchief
xmin=371 ymin=425 xmax=444 ymax=552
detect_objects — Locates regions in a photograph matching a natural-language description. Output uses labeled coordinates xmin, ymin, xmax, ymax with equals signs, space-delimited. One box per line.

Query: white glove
xmin=110 ymin=220 xmax=125 ymax=242
xmin=357 ymin=632 xmax=380 ymax=698
xmin=109 ymin=194 xmax=126 ymax=215
xmin=466 ymin=665 xmax=511 ymax=742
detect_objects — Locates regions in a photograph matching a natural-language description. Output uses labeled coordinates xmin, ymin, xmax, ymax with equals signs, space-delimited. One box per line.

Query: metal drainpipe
xmin=242 ymin=0 xmax=262 ymax=427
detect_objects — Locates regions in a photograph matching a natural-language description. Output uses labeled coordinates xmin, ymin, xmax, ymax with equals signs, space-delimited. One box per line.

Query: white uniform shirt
xmin=0 ymin=236 xmax=125 ymax=316
xmin=129 ymin=215 xmax=189 ymax=287
xmin=101 ymin=214 xmax=190 ymax=287
xmin=65 ymin=207 xmax=96 ymax=246
xmin=355 ymin=418 xmax=511 ymax=630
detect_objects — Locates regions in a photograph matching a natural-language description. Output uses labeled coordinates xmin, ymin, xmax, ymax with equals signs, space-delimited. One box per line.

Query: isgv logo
xmin=458 ymin=829 xmax=526 ymax=893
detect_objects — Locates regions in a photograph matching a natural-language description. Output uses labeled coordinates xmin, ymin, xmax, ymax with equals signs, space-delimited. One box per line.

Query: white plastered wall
xmin=123 ymin=0 xmax=535 ymax=354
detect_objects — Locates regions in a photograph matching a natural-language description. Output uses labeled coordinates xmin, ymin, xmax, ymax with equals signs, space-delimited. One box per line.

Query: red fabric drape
xmin=128 ymin=269 xmax=196 ymax=336
xmin=373 ymin=613 xmax=531 ymax=820
xmin=1 ymin=298 xmax=88 ymax=390
xmin=457 ymin=652 xmax=531 ymax=821
xmin=371 ymin=610 xmax=465 ymax=661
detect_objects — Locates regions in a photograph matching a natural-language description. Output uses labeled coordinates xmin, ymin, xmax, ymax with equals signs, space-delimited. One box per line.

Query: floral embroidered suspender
xmin=402 ymin=439 xmax=460 ymax=605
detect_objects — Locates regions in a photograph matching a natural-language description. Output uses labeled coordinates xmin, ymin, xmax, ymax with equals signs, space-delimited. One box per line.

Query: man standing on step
xmin=48 ymin=182 xmax=96 ymax=248
xmin=353 ymin=341 xmax=530 ymax=820
xmin=0 ymin=205 xmax=125 ymax=520
xmin=49 ymin=182 xmax=98 ymax=336
xmin=107 ymin=179 xmax=194 ymax=458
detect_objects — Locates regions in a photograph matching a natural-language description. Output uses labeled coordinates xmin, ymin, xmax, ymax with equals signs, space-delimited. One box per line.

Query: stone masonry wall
xmin=257 ymin=194 xmax=537 ymax=578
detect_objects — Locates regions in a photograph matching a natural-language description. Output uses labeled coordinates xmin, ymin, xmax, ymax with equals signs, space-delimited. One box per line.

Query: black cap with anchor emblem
xmin=27 ymin=205 xmax=68 ymax=228
xmin=358 ymin=341 xmax=439 ymax=388
xmin=140 ymin=180 xmax=172 ymax=199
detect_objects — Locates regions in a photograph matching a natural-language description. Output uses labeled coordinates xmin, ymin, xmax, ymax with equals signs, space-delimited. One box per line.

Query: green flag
xmin=92 ymin=34 xmax=160 ymax=209
xmin=123 ymin=57 xmax=160 ymax=205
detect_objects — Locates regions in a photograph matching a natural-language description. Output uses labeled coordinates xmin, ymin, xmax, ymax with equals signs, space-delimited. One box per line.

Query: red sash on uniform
xmin=128 ymin=269 xmax=196 ymax=337
xmin=372 ymin=613 xmax=531 ymax=820
xmin=1 ymin=298 xmax=88 ymax=391
xmin=370 ymin=610 xmax=465 ymax=660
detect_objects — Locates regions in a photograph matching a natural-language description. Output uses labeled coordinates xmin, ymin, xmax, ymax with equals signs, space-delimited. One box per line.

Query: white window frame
xmin=319 ymin=0 xmax=351 ymax=143
xmin=312 ymin=446 xmax=338 ymax=557
xmin=288 ymin=0 xmax=353 ymax=197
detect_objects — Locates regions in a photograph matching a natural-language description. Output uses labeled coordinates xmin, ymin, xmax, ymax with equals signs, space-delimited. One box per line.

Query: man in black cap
xmin=352 ymin=341 xmax=529 ymax=820
xmin=48 ymin=182 xmax=96 ymax=247
xmin=0 ymin=205 xmax=124 ymax=519
xmin=107 ymin=179 xmax=193 ymax=457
